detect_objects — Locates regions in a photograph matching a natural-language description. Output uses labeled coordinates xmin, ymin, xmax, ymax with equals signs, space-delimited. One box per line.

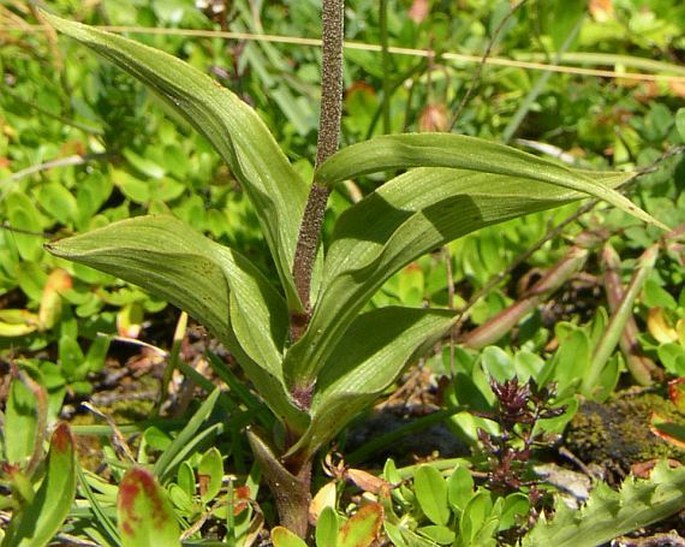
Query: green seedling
xmin=41 ymin=2 xmax=664 ymax=537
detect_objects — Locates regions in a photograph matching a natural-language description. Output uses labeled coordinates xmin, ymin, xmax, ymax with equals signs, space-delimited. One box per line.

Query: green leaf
xmin=547 ymin=330 xmax=590 ymax=397
xmin=498 ymin=493 xmax=530 ymax=531
xmin=522 ymin=461 xmax=685 ymax=547
xmin=271 ymin=527 xmax=308 ymax=547
xmin=123 ymin=148 xmax=166 ymax=179
xmin=286 ymin=163 xmax=635 ymax=386
xmin=42 ymin=11 xmax=309 ymax=311
xmin=176 ymin=462 xmax=195 ymax=498
xmin=153 ymin=388 xmax=220 ymax=482
xmin=676 ymin=108 xmax=685 ymax=142
xmin=58 ymin=334 xmax=85 ymax=380
xmin=35 ymin=184 xmax=79 ymax=225
xmin=459 ymin=491 xmax=494 ymax=543
xmin=285 ymin=307 xmax=456 ymax=460
xmin=314 ymin=134 xmax=664 ymax=230
xmin=117 ymin=467 xmax=180 ymax=547
xmin=5 ymin=191 xmax=44 ymax=262
xmin=480 ymin=346 xmax=514 ymax=384
xmin=447 ymin=465 xmax=475 ymax=513
xmin=337 ymin=504 xmax=384 ymax=547
xmin=45 ymin=215 xmax=306 ymax=430
xmin=198 ymin=447 xmax=223 ymax=504
xmin=83 ymin=334 xmax=110 ymax=374
xmin=316 ymin=507 xmax=339 ymax=547
xmin=417 ymin=525 xmax=456 ymax=545
xmin=76 ymin=464 xmax=121 ymax=546
xmin=4 ymin=377 xmax=38 ymax=465
xmin=3 ymin=423 xmax=77 ymax=547
xmin=414 ymin=465 xmax=451 ymax=526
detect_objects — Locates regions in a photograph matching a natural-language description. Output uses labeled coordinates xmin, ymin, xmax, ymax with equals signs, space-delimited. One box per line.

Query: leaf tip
xmin=51 ymin=422 xmax=74 ymax=454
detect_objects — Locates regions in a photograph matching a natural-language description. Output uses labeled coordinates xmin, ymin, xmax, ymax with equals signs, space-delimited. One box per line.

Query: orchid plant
xmin=41 ymin=2 xmax=663 ymax=537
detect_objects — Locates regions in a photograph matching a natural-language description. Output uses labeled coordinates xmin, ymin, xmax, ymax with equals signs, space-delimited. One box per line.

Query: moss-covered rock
xmin=565 ymin=391 xmax=683 ymax=479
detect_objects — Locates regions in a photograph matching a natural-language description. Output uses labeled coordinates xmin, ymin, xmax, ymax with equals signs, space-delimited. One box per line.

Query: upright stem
xmin=291 ymin=0 xmax=344 ymax=337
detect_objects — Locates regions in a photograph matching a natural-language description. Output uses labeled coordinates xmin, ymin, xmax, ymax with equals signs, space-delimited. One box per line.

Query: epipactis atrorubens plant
xmin=41 ymin=2 xmax=665 ymax=537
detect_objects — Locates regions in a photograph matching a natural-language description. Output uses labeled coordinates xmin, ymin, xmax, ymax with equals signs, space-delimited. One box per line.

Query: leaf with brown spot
xmin=337 ymin=503 xmax=384 ymax=547
xmin=117 ymin=467 xmax=180 ymax=547
xmin=346 ymin=468 xmax=391 ymax=496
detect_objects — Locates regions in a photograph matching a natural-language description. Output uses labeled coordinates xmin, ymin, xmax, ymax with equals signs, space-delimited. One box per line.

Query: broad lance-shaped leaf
xmin=284 ymin=166 xmax=641 ymax=387
xmin=285 ymin=306 xmax=456 ymax=461
xmin=2 ymin=423 xmax=76 ymax=547
xmin=45 ymin=215 xmax=307 ymax=431
xmin=42 ymin=11 xmax=308 ymax=312
xmin=314 ymin=133 xmax=665 ymax=230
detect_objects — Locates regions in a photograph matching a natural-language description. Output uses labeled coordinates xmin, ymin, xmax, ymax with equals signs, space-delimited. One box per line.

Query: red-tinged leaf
xmin=337 ymin=503 xmax=384 ymax=547
xmin=117 ymin=467 xmax=180 ymax=547
xmin=232 ymin=485 xmax=251 ymax=516
xmin=3 ymin=423 xmax=76 ymax=547
xmin=668 ymin=378 xmax=685 ymax=413
xmin=345 ymin=468 xmax=391 ymax=496
xmin=408 ymin=0 xmax=429 ymax=23
xmin=38 ymin=269 xmax=71 ymax=330
xmin=650 ymin=412 xmax=685 ymax=449
xmin=310 ymin=481 xmax=337 ymax=524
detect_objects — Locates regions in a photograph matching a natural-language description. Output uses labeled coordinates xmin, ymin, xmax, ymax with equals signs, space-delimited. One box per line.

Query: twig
xmin=2 ymin=152 xmax=110 ymax=184
xmin=4 ymin=25 xmax=684 ymax=82
xmin=1 ymin=221 xmax=52 ymax=238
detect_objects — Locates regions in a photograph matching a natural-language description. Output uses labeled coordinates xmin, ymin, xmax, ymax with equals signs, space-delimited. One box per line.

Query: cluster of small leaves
xmin=475 ymin=378 xmax=566 ymax=537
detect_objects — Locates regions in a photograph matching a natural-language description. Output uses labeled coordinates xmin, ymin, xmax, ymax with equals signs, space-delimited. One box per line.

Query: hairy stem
xmin=291 ymin=0 xmax=344 ymax=331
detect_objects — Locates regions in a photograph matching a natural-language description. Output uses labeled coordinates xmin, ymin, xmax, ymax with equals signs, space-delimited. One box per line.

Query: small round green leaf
xmin=414 ymin=465 xmax=450 ymax=526
xmin=271 ymin=526 xmax=308 ymax=547
xmin=447 ymin=464 xmax=474 ymax=513
xmin=315 ymin=506 xmax=339 ymax=547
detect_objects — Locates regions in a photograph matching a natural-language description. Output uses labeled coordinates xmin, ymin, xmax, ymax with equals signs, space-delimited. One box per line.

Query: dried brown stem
xmin=460 ymin=245 xmax=589 ymax=349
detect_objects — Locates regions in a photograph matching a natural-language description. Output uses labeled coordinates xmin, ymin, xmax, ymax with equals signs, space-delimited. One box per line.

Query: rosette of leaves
xmin=40 ymin=8 xmax=664 ymax=537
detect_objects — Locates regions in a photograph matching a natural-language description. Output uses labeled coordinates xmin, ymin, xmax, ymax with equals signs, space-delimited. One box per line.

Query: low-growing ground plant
xmin=20 ymin=0 xmax=676 ymax=541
